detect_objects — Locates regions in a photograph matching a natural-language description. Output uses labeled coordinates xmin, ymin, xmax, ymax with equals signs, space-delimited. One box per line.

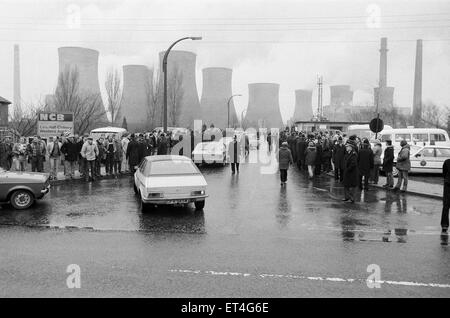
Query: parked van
xmin=347 ymin=124 xmax=393 ymax=140
xmin=90 ymin=127 xmax=128 ymax=140
xmin=379 ymin=128 xmax=450 ymax=147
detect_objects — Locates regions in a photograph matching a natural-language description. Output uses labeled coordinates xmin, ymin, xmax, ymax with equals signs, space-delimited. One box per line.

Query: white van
xmin=90 ymin=127 xmax=128 ymax=140
xmin=347 ymin=124 xmax=393 ymax=140
xmin=379 ymin=128 xmax=450 ymax=147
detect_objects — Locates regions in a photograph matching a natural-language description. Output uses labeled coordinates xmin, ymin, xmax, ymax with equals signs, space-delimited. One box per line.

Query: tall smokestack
xmin=244 ymin=83 xmax=283 ymax=129
xmin=292 ymin=89 xmax=313 ymax=122
xmin=200 ymin=67 xmax=238 ymax=128
xmin=13 ymin=44 xmax=21 ymax=108
xmin=412 ymin=39 xmax=423 ymax=126
xmin=379 ymin=37 xmax=388 ymax=88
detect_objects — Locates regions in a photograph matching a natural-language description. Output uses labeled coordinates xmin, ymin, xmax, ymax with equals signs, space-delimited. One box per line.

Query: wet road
xmin=0 ymin=158 xmax=449 ymax=297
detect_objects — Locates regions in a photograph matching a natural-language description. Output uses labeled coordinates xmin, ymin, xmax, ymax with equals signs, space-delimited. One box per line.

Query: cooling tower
xmin=57 ymin=47 xmax=106 ymax=121
xmin=200 ymin=67 xmax=238 ymax=128
xmin=120 ymin=65 xmax=153 ymax=132
xmin=412 ymin=39 xmax=423 ymax=125
xmin=158 ymin=50 xmax=201 ymax=129
xmin=330 ymin=85 xmax=353 ymax=108
xmin=292 ymin=89 xmax=313 ymax=122
xmin=374 ymin=86 xmax=394 ymax=110
xmin=244 ymin=83 xmax=284 ymax=129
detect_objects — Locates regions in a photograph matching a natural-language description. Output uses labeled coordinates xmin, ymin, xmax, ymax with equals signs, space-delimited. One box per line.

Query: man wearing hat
xmin=357 ymin=139 xmax=374 ymax=191
xmin=61 ymin=134 xmax=79 ymax=179
xmin=343 ymin=140 xmax=358 ymax=203
xmin=278 ymin=141 xmax=294 ymax=185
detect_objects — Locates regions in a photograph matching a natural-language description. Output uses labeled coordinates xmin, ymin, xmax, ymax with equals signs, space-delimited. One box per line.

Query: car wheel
xmin=195 ymin=200 xmax=205 ymax=211
xmin=10 ymin=190 xmax=34 ymax=210
xmin=393 ymin=167 xmax=399 ymax=177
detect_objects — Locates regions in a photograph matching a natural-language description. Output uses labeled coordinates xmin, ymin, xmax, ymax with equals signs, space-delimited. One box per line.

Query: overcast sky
xmin=0 ymin=0 xmax=449 ymax=121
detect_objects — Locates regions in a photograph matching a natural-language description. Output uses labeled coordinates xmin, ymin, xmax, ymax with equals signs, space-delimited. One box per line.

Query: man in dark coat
xmin=382 ymin=139 xmax=395 ymax=188
xmin=278 ymin=141 xmax=294 ymax=185
xmin=357 ymin=139 xmax=374 ymax=190
xmin=333 ymin=137 xmax=346 ymax=182
xmin=0 ymin=137 xmax=10 ymax=170
xmin=441 ymin=159 xmax=450 ymax=233
xmin=296 ymin=135 xmax=307 ymax=170
xmin=126 ymin=134 xmax=141 ymax=174
xmin=343 ymin=140 xmax=358 ymax=203
xmin=314 ymin=137 xmax=323 ymax=175
xmin=61 ymin=135 xmax=79 ymax=179
xmin=228 ymin=135 xmax=241 ymax=174
xmin=157 ymin=133 xmax=169 ymax=155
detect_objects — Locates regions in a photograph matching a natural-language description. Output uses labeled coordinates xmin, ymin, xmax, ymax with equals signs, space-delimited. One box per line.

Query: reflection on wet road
xmin=0 ymin=161 xmax=444 ymax=243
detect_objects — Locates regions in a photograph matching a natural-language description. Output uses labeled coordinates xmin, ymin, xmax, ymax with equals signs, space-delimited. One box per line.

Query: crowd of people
xmin=274 ymin=129 xmax=412 ymax=202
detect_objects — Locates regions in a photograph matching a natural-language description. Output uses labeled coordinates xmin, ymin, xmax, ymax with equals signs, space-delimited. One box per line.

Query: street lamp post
xmin=227 ymin=94 xmax=242 ymax=128
xmin=163 ymin=36 xmax=202 ymax=133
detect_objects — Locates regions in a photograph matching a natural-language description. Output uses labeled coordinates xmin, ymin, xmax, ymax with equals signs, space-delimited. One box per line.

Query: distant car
xmin=133 ymin=155 xmax=208 ymax=210
xmin=192 ymin=141 xmax=227 ymax=166
xmin=0 ymin=168 xmax=50 ymax=209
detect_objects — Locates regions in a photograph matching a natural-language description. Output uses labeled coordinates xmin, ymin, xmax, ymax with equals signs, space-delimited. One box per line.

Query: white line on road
xmin=169 ymin=269 xmax=450 ymax=289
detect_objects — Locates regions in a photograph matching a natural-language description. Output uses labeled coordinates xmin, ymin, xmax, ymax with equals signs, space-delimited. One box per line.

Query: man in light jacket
xmin=46 ymin=136 xmax=63 ymax=180
xmin=81 ymin=137 xmax=99 ymax=182
xmin=393 ymin=139 xmax=411 ymax=192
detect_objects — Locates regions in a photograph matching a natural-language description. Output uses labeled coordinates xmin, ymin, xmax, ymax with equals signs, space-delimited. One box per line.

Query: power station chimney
xmin=13 ymin=44 xmax=21 ymax=109
xmin=379 ymin=37 xmax=388 ymax=88
xmin=244 ymin=83 xmax=284 ymax=129
xmin=412 ymin=39 xmax=423 ymax=126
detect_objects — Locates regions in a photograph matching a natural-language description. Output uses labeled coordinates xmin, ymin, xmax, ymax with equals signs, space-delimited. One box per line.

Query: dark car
xmin=0 ymin=168 xmax=50 ymax=209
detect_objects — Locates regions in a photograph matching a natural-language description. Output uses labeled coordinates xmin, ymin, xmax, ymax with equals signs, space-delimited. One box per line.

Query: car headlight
xmin=148 ymin=192 xmax=164 ymax=198
xmin=191 ymin=190 xmax=205 ymax=196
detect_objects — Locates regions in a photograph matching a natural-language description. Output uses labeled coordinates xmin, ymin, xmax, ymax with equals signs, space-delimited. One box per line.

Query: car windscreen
xmin=146 ymin=160 xmax=199 ymax=176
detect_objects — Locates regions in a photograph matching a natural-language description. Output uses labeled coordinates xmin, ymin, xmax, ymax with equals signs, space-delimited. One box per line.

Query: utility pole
xmin=317 ymin=75 xmax=323 ymax=120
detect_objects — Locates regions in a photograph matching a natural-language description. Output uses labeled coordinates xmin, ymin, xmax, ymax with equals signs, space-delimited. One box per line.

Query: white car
xmin=192 ymin=141 xmax=227 ymax=166
xmin=133 ymin=155 xmax=208 ymax=210
xmin=400 ymin=145 xmax=450 ymax=174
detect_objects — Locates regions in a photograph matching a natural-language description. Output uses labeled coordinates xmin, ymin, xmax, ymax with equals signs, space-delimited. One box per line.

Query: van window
xmin=395 ymin=134 xmax=411 ymax=142
xmin=413 ymin=134 xmax=428 ymax=142
xmin=430 ymin=134 xmax=446 ymax=142
xmin=435 ymin=148 xmax=450 ymax=158
xmin=420 ymin=148 xmax=435 ymax=157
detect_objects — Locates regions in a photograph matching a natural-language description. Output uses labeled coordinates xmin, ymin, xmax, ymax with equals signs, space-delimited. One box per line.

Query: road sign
xmin=370 ymin=117 xmax=384 ymax=133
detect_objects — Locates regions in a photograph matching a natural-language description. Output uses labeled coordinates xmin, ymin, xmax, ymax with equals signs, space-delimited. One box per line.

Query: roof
xmin=0 ymin=96 xmax=11 ymax=105
xmin=144 ymin=155 xmax=191 ymax=162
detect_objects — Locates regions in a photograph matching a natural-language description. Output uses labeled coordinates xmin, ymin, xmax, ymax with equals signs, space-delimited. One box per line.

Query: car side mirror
xmin=415 ymin=154 xmax=421 ymax=158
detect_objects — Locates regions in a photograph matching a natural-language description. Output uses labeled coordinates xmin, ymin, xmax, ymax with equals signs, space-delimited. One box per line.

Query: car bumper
xmin=142 ymin=195 xmax=208 ymax=204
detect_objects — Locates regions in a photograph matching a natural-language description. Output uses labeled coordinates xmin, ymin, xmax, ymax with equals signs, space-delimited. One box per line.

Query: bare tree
xmin=9 ymin=99 xmax=46 ymax=136
xmin=105 ymin=67 xmax=122 ymax=125
xmin=54 ymin=67 xmax=107 ymax=135
xmin=146 ymin=68 xmax=160 ymax=130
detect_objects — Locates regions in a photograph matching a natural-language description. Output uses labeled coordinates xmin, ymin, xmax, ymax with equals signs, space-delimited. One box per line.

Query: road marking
xmin=169 ymin=269 xmax=450 ymax=289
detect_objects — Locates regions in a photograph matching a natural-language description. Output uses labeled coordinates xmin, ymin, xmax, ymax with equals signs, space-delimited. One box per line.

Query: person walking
xmin=304 ymin=141 xmax=317 ymax=179
xmin=441 ymin=158 xmax=450 ymax=233
xmin=28 ymin=137 xmax=46 ymax=172
xmin=357 ymin=139 xmax=374 ymax=191
xmin=393 ymin=140 xmax=411 ymax=192
xmin=371 ymin=141 xmax=382 ymax=184
xmin=278 ymin=142 xmax=293 ymax=185
xmin=333 ymin=137 xmax=346 ymax=182
xmin=382 ymin=140 xmax=395 ymax=188
xmin=80 ymin=137 xmax=99 ymax=182
xmin=46 ymin=136 xmax=62 ymax=180
xmin=61 ymin=135 xmax=79 ymax=179
xmin=228 ymin=135 xmax=241 ymax=174
xmin=343 ymin=140 xmax=358 ymax=203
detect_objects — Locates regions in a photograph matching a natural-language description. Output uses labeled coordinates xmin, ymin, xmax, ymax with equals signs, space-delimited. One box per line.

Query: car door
xmin=411 ymin=147 xmax=436 ymax=173
xmin=135 ymin=160 xmax=147 ymax=191
xmin=435 ymin=148 xmax=450 ymax=172
xmin=0 ymin=170 xmax=9 ymax=201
